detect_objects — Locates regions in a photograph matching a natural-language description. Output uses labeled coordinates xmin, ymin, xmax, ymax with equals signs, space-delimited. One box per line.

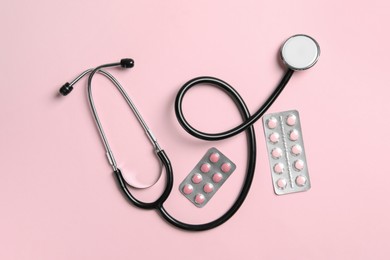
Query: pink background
xmin=1 ymin=0 xmax=389 ymax=259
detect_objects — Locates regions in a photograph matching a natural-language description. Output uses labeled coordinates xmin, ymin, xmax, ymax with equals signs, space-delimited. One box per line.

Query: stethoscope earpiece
xmin=59 ymin=82 xmax=73 ymax=96
xmin=120 ymin=58 xmax=135 ymax=68
xmin=281 ymin=34 xmax=320 ymax=71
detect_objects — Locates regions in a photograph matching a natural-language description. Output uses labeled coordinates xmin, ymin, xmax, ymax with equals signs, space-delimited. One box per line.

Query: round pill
xmin=182 ymin=184 xmax=194 ymax=195
xmin=296 ymin=175 xmax=307 ymax=186
xmin=200 ymin=163 xmax=211 ymax=173
xmin=212 ymin=172 xmax=223 ymax=183
xmin=269 ymin=132 xmax=280 ymax=143
xmin=271 ymin=148 xmax=283 ymax=159
xmin=286 ymin=114 xmax=297 ymax=126
xmin=289 ymin=129 xmax=299 ymax=141
xmin=267 ymin=117 xmax=278 ymax=129
xmin=273 ymin=163 xmax=285 ymax=174
xmin=192 ymin=173 xmax=203 ymax=184
xmin=209 ymin=152 xmax=220 ymax=163
xmin=221 ymin=163 xmax=231 ymax=173
xmin=195 ymin=194 xmax=205 ymax=205
xmin=276 ymin=178 xmax=287 ymax=189
xmin=294 ymin=159 xmax=304 ymax=171
xmin=203 ymin=183 xmax=214 ymax=193
xmin=291 ymin=144 xmax=302 ymax=156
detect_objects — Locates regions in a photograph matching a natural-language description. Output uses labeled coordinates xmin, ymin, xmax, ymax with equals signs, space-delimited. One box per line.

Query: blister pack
xmin=262 ymin=110 xmax=311 ymax=195
xmin=179 ymin=147 xmax=236 ymax=208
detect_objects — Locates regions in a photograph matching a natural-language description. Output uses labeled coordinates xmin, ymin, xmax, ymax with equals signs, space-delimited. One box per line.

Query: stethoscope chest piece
xmin=281 ymin=34 xmax=320 ymax=71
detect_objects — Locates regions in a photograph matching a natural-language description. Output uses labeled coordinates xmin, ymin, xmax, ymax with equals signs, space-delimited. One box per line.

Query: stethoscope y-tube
xmin=59 ymin=34 xmax=320 ymax=231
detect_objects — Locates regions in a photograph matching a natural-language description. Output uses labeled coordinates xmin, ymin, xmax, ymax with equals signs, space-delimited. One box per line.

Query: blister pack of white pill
xmin=179 ymin=147 xmax=236 ymax=208
xmin=262 ymin=110 xmax=311 ymax=195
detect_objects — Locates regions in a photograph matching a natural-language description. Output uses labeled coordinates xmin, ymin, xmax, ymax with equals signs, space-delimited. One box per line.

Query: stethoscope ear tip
xmin=59 ymin=82 xmax=73 ymax=96
xmin=281 ymin=34 xmax=320 ymax=71
xmin=120 ymin=58 xmax=135 ymax=68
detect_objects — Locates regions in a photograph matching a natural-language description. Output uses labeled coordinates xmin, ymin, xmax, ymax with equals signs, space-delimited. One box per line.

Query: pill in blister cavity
xmin=212 ymin=173 xmax=223 ymax=183
xmin=183 ymin=184 xmax=194 ymax=195
xmin=289 ymin=129 xmax=299 ymax=141
xmin=271 ymin=148 xmax=283 ymax=159
xmin=209 ymin=153 xmax=220 ymax=163
xmin=269 ymin=132 xmax=280 ymax=143
xmin=295 ymin=175 xmax=307 ymax=186
xmin=262 ymin=110 xmax=311 ymax=195
xmin=221 ymin=163 xmax=231 ymax=173
xmin=291 ymin=144 xmax=302 ymax=155
xmin=294 ymin=160 xmax=304 ymax=171
xmin=192 ymin=173 xmax=203 ymax=184
xmin=195 ymin=194 xmax=205 ymax=205
xmin=201 ymin=163 xmax=211 ymax=173
xmin=286 ymin=114 xmax=297 ymax=126
xmin=179 ymin=147 xmax=236 ymax=208
xmin=277 ymin=178 xmax=287 ymax=189
xmin=274 ymin=163 xmax=285 ymax=174
xmin=267 ymin=117 xmax=278 ymax=129
xmin=203 ymin=183 xmax=214 ymax=193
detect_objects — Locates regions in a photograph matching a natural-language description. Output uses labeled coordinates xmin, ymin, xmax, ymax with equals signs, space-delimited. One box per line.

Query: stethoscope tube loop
xmin=175 ymin=69 xmax=294 ymax=141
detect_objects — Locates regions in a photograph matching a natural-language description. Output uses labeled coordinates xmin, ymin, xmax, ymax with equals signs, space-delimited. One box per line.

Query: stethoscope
xmin=59 ymin=34 xmax=320 ymax=231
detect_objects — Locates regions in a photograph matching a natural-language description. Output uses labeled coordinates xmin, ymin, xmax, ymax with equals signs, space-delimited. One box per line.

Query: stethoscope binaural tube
xmin=58 ymin=34 xmax=320 ymax=231
xmin=59 ymin=59 xmax=174 ymax=208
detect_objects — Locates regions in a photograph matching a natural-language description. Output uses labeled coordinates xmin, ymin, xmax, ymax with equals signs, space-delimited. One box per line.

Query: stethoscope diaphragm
xmin=281 ymin=34 xmax=320 ymax=70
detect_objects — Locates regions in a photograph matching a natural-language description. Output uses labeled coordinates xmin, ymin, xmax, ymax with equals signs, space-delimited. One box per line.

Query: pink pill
xmin=271 ymin=148 xmax=283 ymax=159
xmin=200 ymin=163 xmax=211 ymax=173
xmin=291 ymin=144 xmax=302 ymax=155
xmin=221 ymin=162 xmax=231 ymax=173
xmin=295 ymin=175 xmax=307 ymax=186
xmin=192 ymin=173 xmax=203 ymax=184
xmin=195 ymin=194 xmax=205 ymax=205
xmin=294 ymin=159 xmax=304 ymax=171
xmin=209 ymin=152 xmax=220 ymax=163
xmin=289 ymin=129 xmax=299 ymax=141
xmin=269 ymin=132 xmax=280 ymax=143
xmin=273 ymin=163 xmax=284 ymax=174
xmin=286 ymin=114 xmax=297 ymax=126
xmin=267 ymin=117 xmax=278 ymax=129
xmin=182 ymin=184 xmax=194 ymax=195
xmin=203 ymin=183 xmax=214 ymax=193
xmin=276 ymin=178 xmax=287 ymax=189
xmin=212 ymin=173 xmax=223 ymax=183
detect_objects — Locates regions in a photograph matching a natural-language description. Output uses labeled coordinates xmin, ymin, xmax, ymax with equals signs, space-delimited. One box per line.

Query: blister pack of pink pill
xmin=262 ymin=110 xmax=311 ymax=195
xmin=179 ymin=147 xmax=236 ymax=207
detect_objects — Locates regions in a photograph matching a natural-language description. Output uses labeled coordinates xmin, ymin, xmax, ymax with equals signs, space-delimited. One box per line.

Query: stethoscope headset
xmin=59 ymin=34 xmax=320 ymax=231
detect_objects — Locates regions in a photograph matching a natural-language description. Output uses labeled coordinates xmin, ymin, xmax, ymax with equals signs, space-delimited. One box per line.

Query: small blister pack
xmin=262 ymin=110 xmax=311 ymax=195
xmin=179 ymin=147 xmax=236 ymax=208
